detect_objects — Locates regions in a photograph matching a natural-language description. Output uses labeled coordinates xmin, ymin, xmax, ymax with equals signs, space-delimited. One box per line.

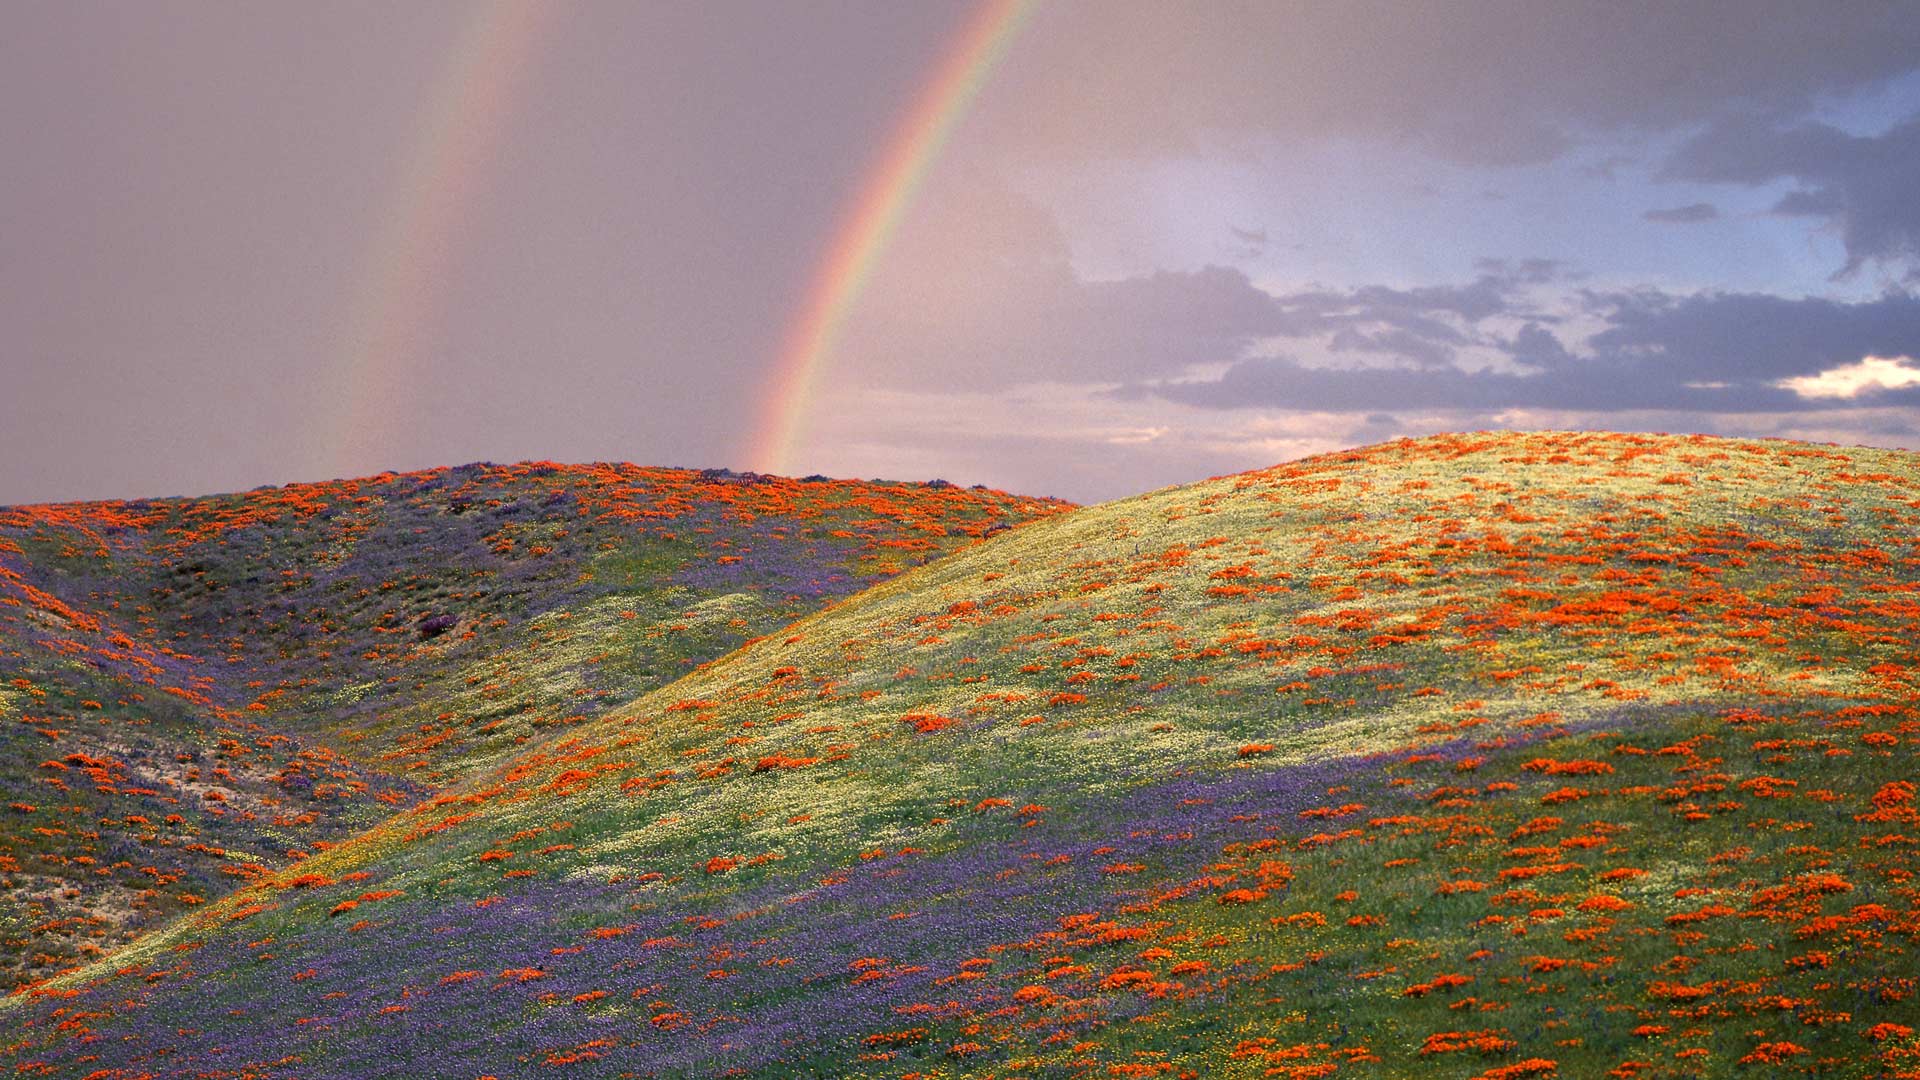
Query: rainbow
xmin=743 ymin=0 xmax=1035 ymax=475
xmin=315 ymin=0 xmax=552 ymax=466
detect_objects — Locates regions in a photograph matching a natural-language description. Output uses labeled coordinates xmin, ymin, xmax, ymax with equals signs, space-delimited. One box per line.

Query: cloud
xmin=801 ymin=170 xmax=1920 ymax=500
xmin=991 ymin=1 xmax=1920 ymax=167
xmin=1589 ymin=289 xmax=1920 ymax=380
xmin=1779 ymin=355 xmax=1920 ymax=398
xmin=824 ymin=178 xmax=1278 ymax=386
xmin=1147 ymin=288 xmax=1920 ymax=415
xmin=1506 ymin=322 xmax=1576 ymax=367
xmin=840 ymin=177 xmax=1577 ymax=387
xmin=1662 ymin=112 xmax=1920 ymax=277
xmin=847 ymin=174 xmax=1920 ymax=412
xmin=1643 ymin=202 xmax=1720 ymax=224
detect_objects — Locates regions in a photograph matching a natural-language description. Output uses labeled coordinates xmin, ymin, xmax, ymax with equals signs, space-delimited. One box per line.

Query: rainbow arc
xmin=743 ymin=0 xmax=1034 ymax=475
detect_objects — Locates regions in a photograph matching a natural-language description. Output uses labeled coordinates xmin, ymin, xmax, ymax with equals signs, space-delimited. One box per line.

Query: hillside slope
xmin=6 ymin=431 xmax=1919 ymax=1079
xmin=0 ymin=463 xmax=1067 ymax=989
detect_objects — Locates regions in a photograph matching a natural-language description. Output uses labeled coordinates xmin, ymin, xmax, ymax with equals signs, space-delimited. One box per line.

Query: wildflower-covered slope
xmin=0 ymin=464 xmax=1067 ymax=990
xmin=7 ymin=432 xmax=1920 ymax=1079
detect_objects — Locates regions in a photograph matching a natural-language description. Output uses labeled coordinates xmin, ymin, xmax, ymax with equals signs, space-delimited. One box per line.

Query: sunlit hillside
xmin=0 ymin=463 xmax=1068 ymax=990
xmin=5 ymin=431 xmax=1919 ymax=1079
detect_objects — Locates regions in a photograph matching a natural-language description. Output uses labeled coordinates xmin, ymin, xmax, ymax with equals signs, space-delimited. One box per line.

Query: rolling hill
xmin=4 ymin=431 xmax=1919 ymax=1079
xmin=0 ymin=463 xmax=1067 ymax=990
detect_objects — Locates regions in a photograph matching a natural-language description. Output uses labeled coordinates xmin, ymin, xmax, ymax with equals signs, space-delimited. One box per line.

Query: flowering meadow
xmin=4 ymin=431 xmax=1919 ymax=1078
xmin=0 ymin=463 xmax=1065 ymax=990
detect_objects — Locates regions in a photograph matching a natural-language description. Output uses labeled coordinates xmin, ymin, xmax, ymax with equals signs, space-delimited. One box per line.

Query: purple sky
xmin=6 ymin=1 xmax=1920 ymax=505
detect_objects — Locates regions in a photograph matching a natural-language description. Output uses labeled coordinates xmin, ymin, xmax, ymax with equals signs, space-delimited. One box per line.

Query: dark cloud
xmin=1344 ymin=274 xmax=1553 ymax=322
xmin=1150 ymin=289 xmax=1920 ymax=414
xmin=849 ymin=263 xmax=1289 ymax=386
xmin=1589 ymin=289 xmax=1920 ymax=379
xmin=1327 ymin=326 xmax=1459 ymax=369
xmin=1508 ymin=323 xmax=1576 ymax=367
xmin=841 ymin=179 xmax=1296 ymax=385
xmin=996 ymin=1 xmax=1920 ymax=167
xmin=844 ymin=181 xmax=1579 ymax=385
xmin=850 ymin=173 xmax=1920 ymax=424
xmin=1662 ymin=112 xmax=1920 ymax=277
xmin=1643 ymin=202 xmax=1719 ymax=223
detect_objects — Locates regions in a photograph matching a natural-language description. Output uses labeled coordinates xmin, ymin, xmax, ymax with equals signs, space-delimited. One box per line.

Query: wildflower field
xmin=0 ymin=463 xmax=1064 ymax=990
xmin=3 ymin=431 xmax=1918 ymax=1078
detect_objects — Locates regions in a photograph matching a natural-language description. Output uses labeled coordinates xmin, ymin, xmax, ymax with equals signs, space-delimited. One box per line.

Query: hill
xmin=0 ymin=463 xmax=1068 ymax=989
xmin=5 ymin=431 xmax=1919 ymax=1079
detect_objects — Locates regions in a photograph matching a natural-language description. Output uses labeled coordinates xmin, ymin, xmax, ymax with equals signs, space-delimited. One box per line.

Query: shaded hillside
xmin=6 ymin=431 xmax=1920 ymax=1079
xmin=0 ymin=463 xmax=1068 ymax=990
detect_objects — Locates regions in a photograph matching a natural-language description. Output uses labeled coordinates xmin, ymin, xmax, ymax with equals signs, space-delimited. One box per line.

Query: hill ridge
xmin=0 ymin=460 xmax=1069 ymax=989
xmin=6 ymin=431 xmax=1919 ymax=1080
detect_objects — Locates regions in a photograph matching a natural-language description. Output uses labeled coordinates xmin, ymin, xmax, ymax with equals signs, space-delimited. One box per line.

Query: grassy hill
xmin=4 ymin=431 xmax=1919 ymax=1079
xmin=0 ymin=463 xmax=1067 ymax=990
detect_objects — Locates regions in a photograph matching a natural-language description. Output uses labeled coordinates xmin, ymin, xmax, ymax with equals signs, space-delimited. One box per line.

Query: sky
xmin=5 ymin=1 xmax=1920 ymax=505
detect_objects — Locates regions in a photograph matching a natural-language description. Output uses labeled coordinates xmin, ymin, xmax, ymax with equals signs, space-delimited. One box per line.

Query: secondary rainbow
xmin=316 ymin=0 xmax=551 ymax=465
xmin=744 ymin=0 xmax=1035 ymax=475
